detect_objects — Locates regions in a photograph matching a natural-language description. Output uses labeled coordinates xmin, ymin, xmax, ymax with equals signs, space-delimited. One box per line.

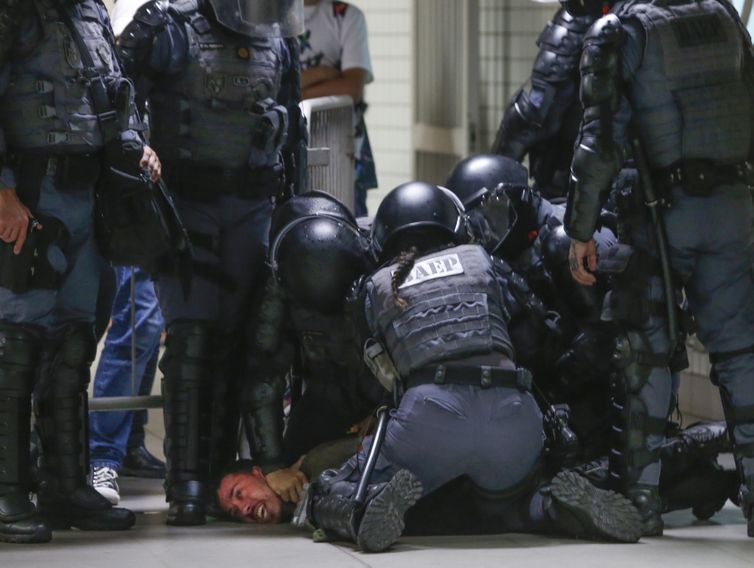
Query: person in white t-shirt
xmin=300 ymin=0 xmax=377 ymax=216
xmin=110 ymin=0 xmax=149 ymax=37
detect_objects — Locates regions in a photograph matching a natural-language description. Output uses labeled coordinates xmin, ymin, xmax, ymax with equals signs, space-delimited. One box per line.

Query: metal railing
xmin=302 ymin=95 xmax=356 ymax=212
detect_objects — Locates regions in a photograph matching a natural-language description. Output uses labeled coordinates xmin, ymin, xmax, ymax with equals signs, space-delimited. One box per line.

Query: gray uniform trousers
xmin=635 ymin=183 xmax=754 ymax=485
xmin=154 ymin=193 xmax=272 ymax=331
xmin=0 ymin=176 xmax=102 ymax=331
xmin=331 ymin=383 xmax=544 ymax=498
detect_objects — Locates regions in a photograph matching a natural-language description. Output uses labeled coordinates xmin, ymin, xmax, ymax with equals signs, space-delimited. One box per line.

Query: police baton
xmin=630 ymin=132 xmax=679 ymax=351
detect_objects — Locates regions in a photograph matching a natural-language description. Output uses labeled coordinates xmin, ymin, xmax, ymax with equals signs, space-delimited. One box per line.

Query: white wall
xmin=348 ymin=0 xmax=415 ymax=212
xmin=478 ymin=0 xmax=554 ymax=150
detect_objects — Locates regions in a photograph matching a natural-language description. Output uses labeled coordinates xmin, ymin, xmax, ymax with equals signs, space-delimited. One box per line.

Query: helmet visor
xmin=210 ymin=0 xmax=305 ymax=37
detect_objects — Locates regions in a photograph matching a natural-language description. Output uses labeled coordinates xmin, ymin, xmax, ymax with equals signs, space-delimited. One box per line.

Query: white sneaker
xmin=91 ymin=466 xmax=121 ymax=505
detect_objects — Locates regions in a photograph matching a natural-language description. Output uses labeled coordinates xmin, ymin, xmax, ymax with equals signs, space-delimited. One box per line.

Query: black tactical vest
xmin=615 ymin=0 xmax=751 ymax=168
xmin=0 ymin=0 xmax=121 ymax=153
xmin=149 ymin=0 xmax=286 ymax=169
xmin=367 ymin=244 xmax=514 ymax=377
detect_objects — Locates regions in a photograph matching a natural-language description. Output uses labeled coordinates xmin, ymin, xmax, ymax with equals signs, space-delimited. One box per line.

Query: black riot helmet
xmin=444 ymin=154 xmax=530 ymax=252
xmin=445 ymin=154 xmax=528 ymax=210
xmin=559 ymin=0 xmax=613 ymax=17
xmin=371 ymin=181 xmax=469 ymax=262
xmin=270 ymin=190 xmax=357 ymax=243
xmin=270 ymin=196 xmax=369 ymax=313
xmin=207 ymin=0 xmax=304 ymax=37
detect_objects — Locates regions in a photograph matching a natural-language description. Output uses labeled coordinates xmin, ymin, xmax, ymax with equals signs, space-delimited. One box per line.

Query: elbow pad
xmin=565 ymin=15 xmax=626 ymax=242
xmin=117 ymin=1 xmax=169 ymax=75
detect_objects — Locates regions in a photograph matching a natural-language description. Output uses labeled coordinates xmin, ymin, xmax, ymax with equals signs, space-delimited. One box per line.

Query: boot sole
xmin=166 ymin=502 xmax=206 ymax=527
xmin=42 ymin=510 xmax=136 ymax=531
xmin=0 ymin=526 xmax=53 ymax=544
xmin=551 ymin=471 xmax=642 ymax=543
xmin=357 ymin=469 xmax=423 ymax=553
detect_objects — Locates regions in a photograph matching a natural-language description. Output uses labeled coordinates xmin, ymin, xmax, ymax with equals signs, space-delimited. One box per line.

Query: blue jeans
xmin=89 ymin=266 xmax=164 ymax=470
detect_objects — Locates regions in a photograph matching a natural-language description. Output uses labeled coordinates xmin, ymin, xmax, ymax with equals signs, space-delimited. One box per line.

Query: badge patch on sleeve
xmin=395 ymin=253 xmax=464 ymax=289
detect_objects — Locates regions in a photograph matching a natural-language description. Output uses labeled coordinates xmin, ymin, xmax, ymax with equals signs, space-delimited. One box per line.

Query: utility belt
xmin=405 ymin=364 xmax=533 ymax=391
xmin=653 ymin=159 xmax=753 ymax=198
xmin=12 ymin=152 xmax=103 ymax=195
xmin=164 ymin=162 xmax=282 ymax=202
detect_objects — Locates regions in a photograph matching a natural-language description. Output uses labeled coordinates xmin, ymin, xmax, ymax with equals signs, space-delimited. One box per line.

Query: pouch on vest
xmin=363 ymin=338 xmax=400 ymax=393
xmin=0 ymin=217 xmax=67 ymax=294
xmin=248 ymin=97 xmax=288 ymax=169
xmin=94 ymin=148 xmax=193 ymax=296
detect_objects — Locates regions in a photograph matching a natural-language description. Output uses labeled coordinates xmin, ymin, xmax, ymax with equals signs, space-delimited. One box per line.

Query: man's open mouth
xmin=253 ymin=502 xmax=268 ymax=522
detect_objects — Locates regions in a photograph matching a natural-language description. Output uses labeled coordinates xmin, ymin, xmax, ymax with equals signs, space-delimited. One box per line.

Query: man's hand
xmin=569 ymin=238 xmax=598 ymax=286
xmin=0 ymin=188 xmax=38 ymax=255
xmin=140 ymin=145 xmax=162 ymax=182
xmin=266 ymin=457 xmax=308 ymax=504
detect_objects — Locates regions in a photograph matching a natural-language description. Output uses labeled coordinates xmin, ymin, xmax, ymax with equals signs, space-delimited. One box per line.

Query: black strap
xmin=406 ymin=364 xmax=532 ymax=391
xmin=54 ymin=1 xmax=123 ymax=141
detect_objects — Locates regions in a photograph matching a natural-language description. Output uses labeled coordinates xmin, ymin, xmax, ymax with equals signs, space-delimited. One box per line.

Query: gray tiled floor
xmin=70 ymin=348 xmax=754 ymax=568
xmin=3 ymin=483 xmax=752 ymax=568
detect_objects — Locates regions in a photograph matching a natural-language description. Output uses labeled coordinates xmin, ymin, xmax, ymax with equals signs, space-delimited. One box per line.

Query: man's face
xmin=217 ymin=467 xmax=284 ymax=524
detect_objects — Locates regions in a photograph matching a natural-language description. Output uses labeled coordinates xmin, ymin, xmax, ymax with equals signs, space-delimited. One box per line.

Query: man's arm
xmin=492 ymin=8 xmax=595 ymax=158
xmin=564 ymin=14 xmax=636 ymax=283
xmin=302 ymin=67 xmax=368 ymax=103
xmin=117 ymin=1 xmax=189 ymax=100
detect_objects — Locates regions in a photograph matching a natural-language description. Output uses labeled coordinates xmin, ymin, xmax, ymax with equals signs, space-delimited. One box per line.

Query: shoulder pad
xmin=585 ymin=14 xmax=625 ymax=46
xmin=553 ymin=7 xmax=597 ymax=32
xmin=168 ymin=0 xmax=210 ymax=35
xmin=169 ymin=0 xmax=200 ymax=18
xmin=133 ymin=0 xmax=169 ymax=27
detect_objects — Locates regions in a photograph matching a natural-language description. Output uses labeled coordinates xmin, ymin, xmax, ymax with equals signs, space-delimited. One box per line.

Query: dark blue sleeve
xmin=147 ymin=18 xmax=190 ymax=75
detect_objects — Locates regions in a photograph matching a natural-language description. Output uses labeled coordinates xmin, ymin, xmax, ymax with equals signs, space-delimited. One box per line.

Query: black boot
xmin=121 ymin=445 xmax=166 ymax=479
xmin=240 ymin=372 xmax=286 ymax=471
xmin=660 ymin=456 xmax=737 ymax=520
xmin=608 ymin=331 xmax=668 ymax=537
xmin=35 ymin=324 xmax=134 ymax=531
xmin=208 ymin=336 xmax=243 ymax=483
xmin=161 ymin=321 xmax=214 ymax=526
xmin=546 ymin=471 xmax=642 ymax=543
xmin=736 ymin=479 xmax=754 ymax=537
xmin=309 ymin=469 xmax=423 ymax=552
xmin=0 ymin=322 xmax=51 ymax=544
xmin=626 ymin=485 xmax=663 ymax=536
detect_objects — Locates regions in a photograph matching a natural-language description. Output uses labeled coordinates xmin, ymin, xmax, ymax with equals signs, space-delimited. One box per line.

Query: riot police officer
xmin=243 ymin=191 xmax=380 ymax=473
xmin=0 ymin=0 xmax=159 ymax=543
xmin=300 ymin=182 xmax=642 ymax=552
xmin=563 ymin=0 xmax=754 ymax=537
xmin=491 ymin=7 xmax=596 ymax=199
xmin=446 ymin=153 xmax=740 ymax=523
xmin=118 ymin=0 xmax=304 ymax=525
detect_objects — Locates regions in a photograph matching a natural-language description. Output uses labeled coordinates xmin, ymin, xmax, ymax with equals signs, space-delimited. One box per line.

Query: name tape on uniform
xmin=395 ymin=253 xmax=464 ymax=289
